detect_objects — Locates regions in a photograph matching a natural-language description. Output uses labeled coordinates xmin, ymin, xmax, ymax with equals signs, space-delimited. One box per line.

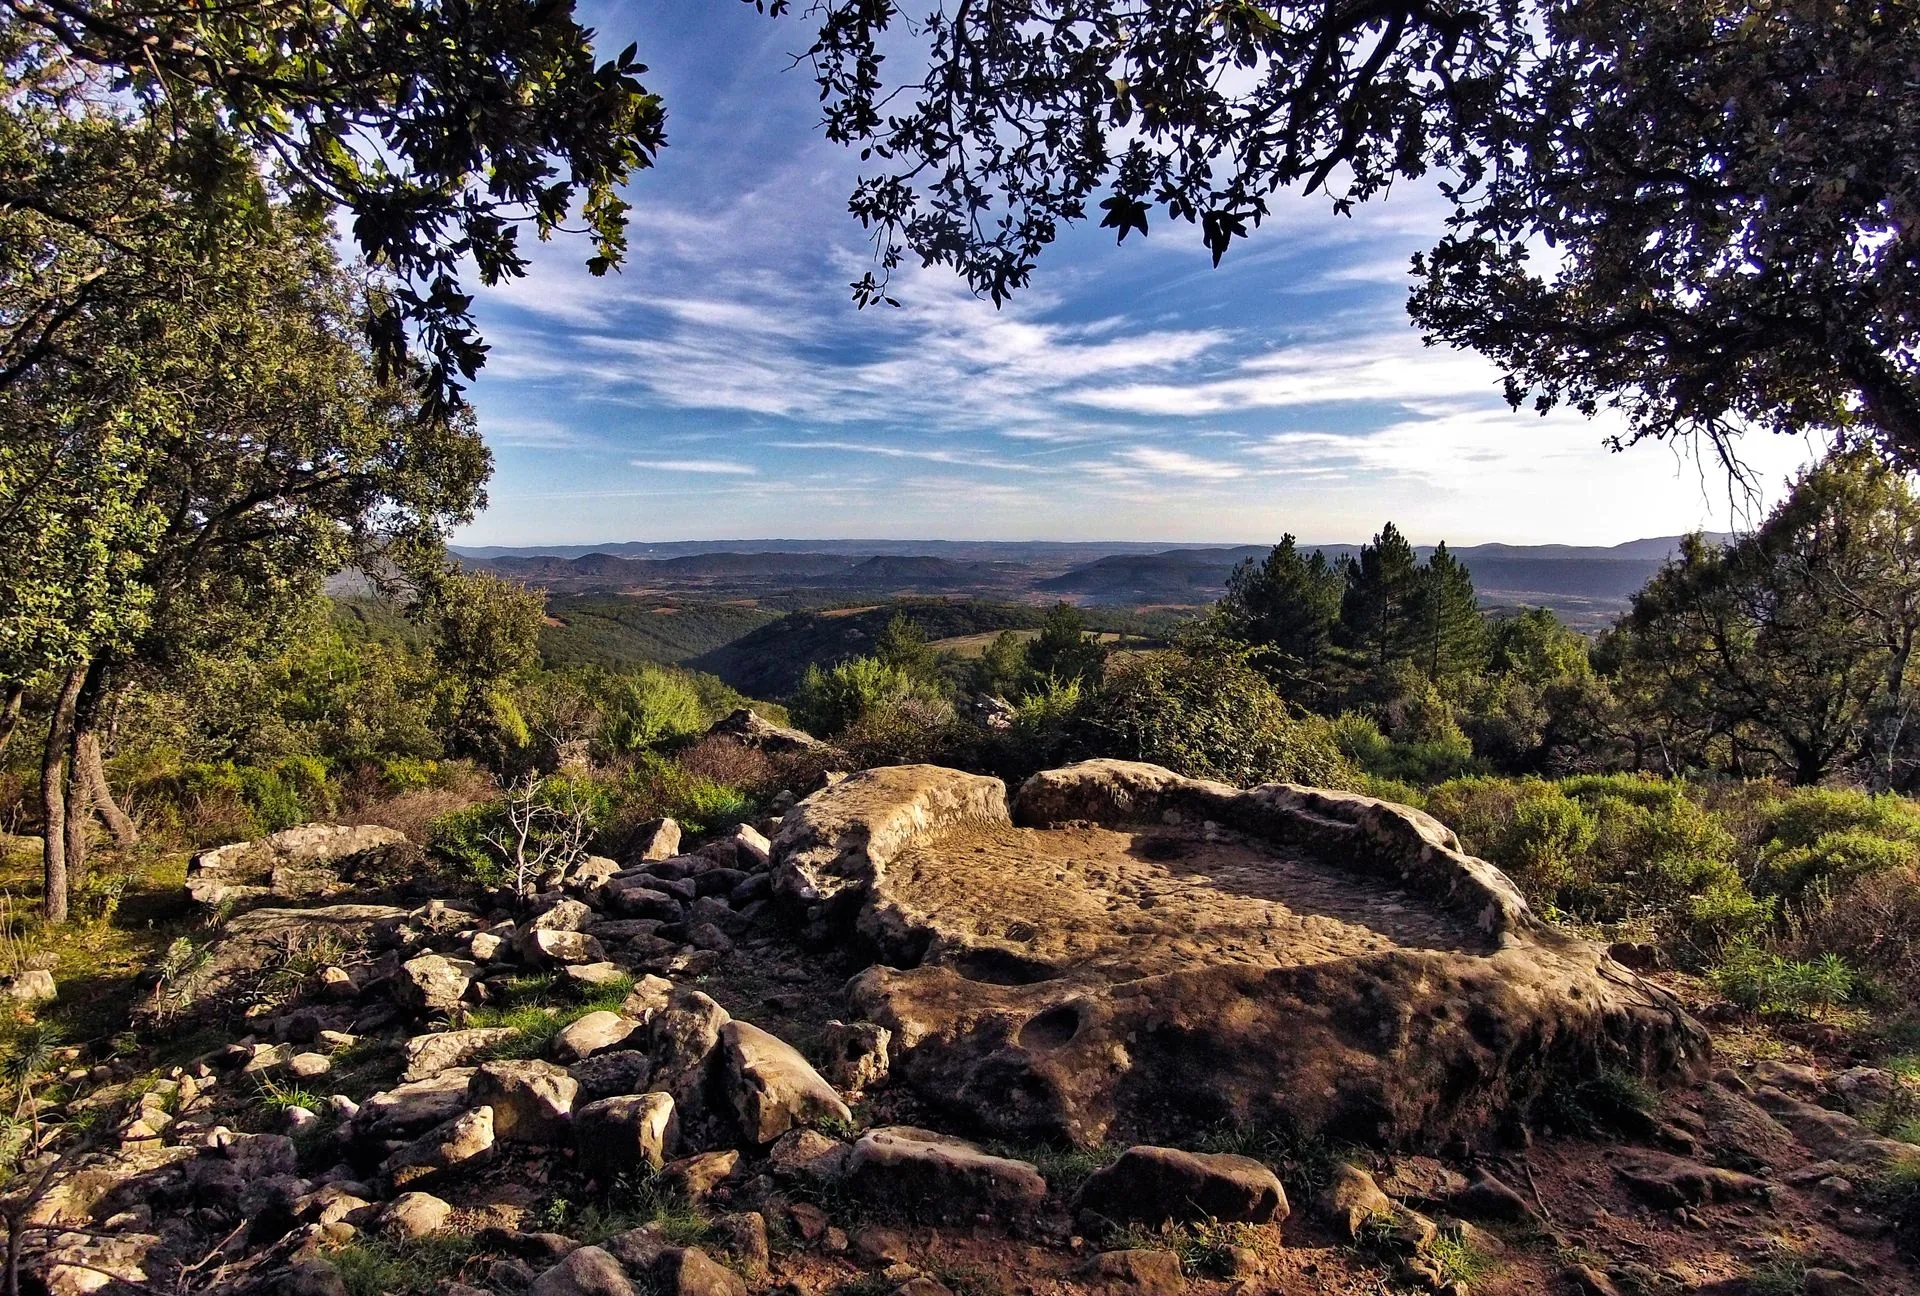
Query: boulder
xmin=766 ymin=1128 xmax=850 ymax=1186
xmin=39 ymin=1230 xmax=160 ymax=1296
xmin=569 ymin=1051 xmax=654 ymax=1102
xmin=574 ymin=1093 xmax=677 ymax=1176
xmin=784 ymin=760 xmax=1708 ymax=1147
xmin=1613 ymin=1152 xmax=1770 ymax=1208
xmin=661 ymin=1150 xmax=740 ymax=1203
xmin=554 ymin=1011 xmax=639 ymax=1063
xmin=3 ymin=969 xmax=56 ymax=1002
xmin=354 ymin=1068 xmax=478 ymax=1140
xmin=380 ymin=1191 xmax=453 ymax=1240
xmin=528 ymin=1246 xmax=634 ymax=1296
xmin=531 ymin=898 xmax=594 ymax=932
xmin=1318 ymin=1163 xmax=1395 ymax=1240
xmin=705 ymin=708 xmax=819 ymax=753
xmin=716 ymin=1020 xmax=851 ymax=1143
xmin=395 ymin=955 xmax=472 ymax=1015
xmin=1074 ymin=1146 xmax=1287 ymax=1228
xmin=701 ymin=824 xmax=771 ymax=872
xmin=470 ymin=1061 xmax=579 ymax=1143
xmin=402 ymin=1029 xmax=520 ymax=1082
xmin=629 ymin=818 xmax=683 ymax=863
xmin=600 ymin=878 xmax=685 ymax=922
xmin=517 ymin=929 xmax=607 ymax=967
xmin=707 ymin=1212 xmax=769 ymax=1275
xmin=383 ymin=1106 xmax=495 ymax=1187
xmin=842 ymin=1126 xmax=1046 ymax=1223
xmin=648 ymin=989 xmax=731 ymax=1098
xmin=564 ymin=962 xmax=628 ymax=990
xmin=187 ymin=823 xmax=408 ymax=905
xmin=654 ymin=1247 xmax=749 ymax=1296
xmin=621 ymin=975 xmax=675 ymax=1022
xmin=193 ymin=905 xmax=408 ymax=1007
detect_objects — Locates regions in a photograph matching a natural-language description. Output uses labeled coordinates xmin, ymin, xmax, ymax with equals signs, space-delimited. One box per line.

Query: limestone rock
xmin=396 ymin=955 xmax=472 ymax=1015
xmin=843 ymin=1126 xmax=1046 ymax=1223
xmin=187 ymin=824 xmax=408 ymax=905
xmin=648 ymin=989 xmax=731 ymax=1098
xmin=574 ymin=1093 xmax=677 ymax=1176
xmin=717 ymin=1020 xmax=851 ymax=1143
xmin=554 ymin=1011 xmax=639 ymax=1063
xmin=820 ymin=1020 xmax=891 ymax=1091
xmin=469 ymin=1061 xmax=578 ymax=1143
xmin=354 ymin=1068 xmax=478 ymax=1140
xmin=563 ymin=962 xmax=627 ymax=990
xmin=383 ymin=1105 xmax=495 ymax=1187
xmin=706 ymin=708 xmax=819 ymax=754
xmin=3 ymin=969 xmax=56 ymax=1002
xmin=402 ymin=1029 xmax=520 ymax=1082
xmin=785 ymin=760 xmax=1707 ymax=1147
xmin=1613 ymin=1152 xmax=1770 ymax=1207
xmin=621 ymin=975 xmax=675 ymax=1022
xmin=1074 ymin=1145 xmax=1287 ymax=1227
xmin=517 ymin=929 xmax=607 ymax=967
xmin=569 ymin=1051 xmax=654 ymax=1102
xmin=661 ymin=1150 xmax=739 ymax=1202
xmin=707 ymin=1212 xmax=769 ymax=1274
xmin=766 ymin=1128 xmax=850 ymax=1186
xmin=381 ymin=1191 xmax=453 ymax=1240
xmin=629 ymin=818 xmax=683 ymax=862
xmin=654 ymin=1246 xmax=748 ymax=1296
xmin=1319 ymin=1163 xmax=1395 ymax=1240
xmin=39 ymin=1230 xmax=159 ymax=1296
xmin=528 ymin=1246 xmax=634 ymax=1296
xmin=1078 ymin=1249 xmax=1184 ymax=1296
xmin=531 ymin=899 xmax=594 ymax=932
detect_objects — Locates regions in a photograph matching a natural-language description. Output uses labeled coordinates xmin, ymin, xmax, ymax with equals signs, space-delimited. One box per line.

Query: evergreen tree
xmin=1028 ymin=603 xmax=1106 ymax=685
xmin=1413 ymin=543 xmax=1486 ymax=681
xmin=874 ymin=613 xmax=941 ymax=685
xmin=1340 ymin=523 xmax=1423 ymax=672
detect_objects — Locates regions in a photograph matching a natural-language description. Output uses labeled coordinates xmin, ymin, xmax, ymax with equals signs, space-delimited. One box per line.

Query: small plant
xmin=1428 ymin=1230 xmax=1492 ymax=1288
xmin=483 ymin=773 xmax=596 ymax=897
xmin=1711 ymin=941 xmax=1858 ymax=1016
xmin=984 ymin=1140 xmax=1119 ymax=1198
xmin=332 ymin=1233 xmax=484 ymax=1296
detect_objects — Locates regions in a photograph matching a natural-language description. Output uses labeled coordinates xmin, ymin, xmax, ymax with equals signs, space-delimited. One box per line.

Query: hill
xmin=537 ymin=595 xmax=782 ymax=669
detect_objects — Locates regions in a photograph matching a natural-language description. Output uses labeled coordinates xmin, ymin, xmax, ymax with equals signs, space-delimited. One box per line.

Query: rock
xmin=528 ymin=1246 xmax=634 ymax=1296
xmin=278 ymin=1259 xmax=349 ymax=1296
xmin=654 ymin=1247 xmax=748 ymax=1296
xmin=1078 ymin=1249 xmax=1184 ymax=1295
xmin=820 ymin=1020 xmax=891 ymax=1091
xmin=569 ymin=1051 xmax=654 ymax=1101
xmin=396 ymin=955 xmax=472 ymax=1014
xmin=1373 ymin=1155 xmax=1469 ymax=1206
xmin=1607 ymin=940 xmax=1664 ymax=971
xmin=574 ymin=1093 xmax=677 ymax=1176
xmin=469 ymin=1061 xmax=578 ymax=1143
xmin=354 ymin=1068 xmax=478 ymax=1140
xmin=1613 ymin=1153 xmax=1770 ymax=1208
xmin=383 ymin=1106 xmax=495 ymax=1187
xmin=661 ymin=1150 xmax=739 ymax=1202
xmin=792 ymin=760 xmax=1707 ymax=1148
xmin=649 ymin=989 xmax=731 ymax=1099
xmin=39 ymin=1230 xmax=159 ymax=1296
xmin=402 ymin=1029 xmax=520 ymax=1082
xmin=518 ymin=929 xmax=608 ymax=967
xmin=687 ymin=922 xmax=733 ymax=954
xmin=1831 ymin=1067 xmax=1899 ymax=1115
xmin=381 ymin=1191 xmax=453 ymax=1240
xmin=196 ymin=905 xmax=407 ymax=1006
xmin=1074 ymin=1145 xmax=1287 ymax=1227
xmin=187 ymin=823 xmax=408 ymax=905
xmin=1319 ymin=1163 xmax=1395 ymax=1239
xmin=621 ymin=974 xmax=676 ymax=1021
xmin=570 ymin=856 xmax=622 ymax=890
xmin=288 ymin=1052 xmax=332 ymax=1079
xmin=707 ymin=1212 xmax=769 ymax=1274
xmin=3 ymin=969 xmax=56 ymax=1002
xmin=703 ymin=823 xmax=772 ymax=872
xmin=843 ymin=1126 xmax=1046 ymax=1223
xmin=1561 ymin=1265 xmax=1625 ymax=1296
xmin=563 ymin=962 xmax=627 ymax=989
xmin=531 ymin=898 xmax=594 ymax=932
xmin=601 ymin=878 xmax=685 ymax=921
xmin=717 ymin=1020 xmax=851 ymax=1143
xmin=1451 ymin=1169 xmax=1532 ymax=1222
xmin=1802 ymin=1269 xmax=1871 ymax=1295
xmin=554 ymin=1011 xmax=639 ymax=1064
xmin=706 ymin=708 xmax=819 ymax=753
xmin=766 ymin=1128 xmax=850 ymax=1185
xmin=629 ymin=818 xmax=683 ymax=862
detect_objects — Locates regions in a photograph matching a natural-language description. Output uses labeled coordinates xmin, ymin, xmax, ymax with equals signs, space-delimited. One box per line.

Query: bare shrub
xmin=1791 ymin=865 xmax=1920 ymax=998
xmin=674 ymin=737 xmax=778 ymax=798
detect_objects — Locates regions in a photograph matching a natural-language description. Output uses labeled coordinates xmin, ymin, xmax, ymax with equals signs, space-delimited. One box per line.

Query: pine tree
xmin=1340 ymin=523 xmax=1423 ymax=671
xmin=1216 ymin=535 xmax=1344 ymax=693
xmin=1414 ymin=543 xmax=1487 ymax=680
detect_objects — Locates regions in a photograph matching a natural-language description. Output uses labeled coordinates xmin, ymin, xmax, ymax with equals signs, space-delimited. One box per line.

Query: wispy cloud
xmin=630 ymin=458 xmax=760 ymax=475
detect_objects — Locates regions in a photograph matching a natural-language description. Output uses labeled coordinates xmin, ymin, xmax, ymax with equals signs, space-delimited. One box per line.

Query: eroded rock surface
xmin=775 ymin=760 xmax=1710 ymax=1147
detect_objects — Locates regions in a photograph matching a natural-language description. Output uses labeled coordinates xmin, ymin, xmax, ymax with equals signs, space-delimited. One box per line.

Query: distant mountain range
xmin=450 ymin=534 xmax=1732 ymax=630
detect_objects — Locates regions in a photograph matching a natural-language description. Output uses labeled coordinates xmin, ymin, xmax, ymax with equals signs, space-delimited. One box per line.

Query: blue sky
xmin=456 ymin=1 xmax=1822 ymax=549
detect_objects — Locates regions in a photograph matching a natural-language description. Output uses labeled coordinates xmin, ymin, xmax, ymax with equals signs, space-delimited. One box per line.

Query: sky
xmin=455 ymin=1 xmax=1824 ymax=550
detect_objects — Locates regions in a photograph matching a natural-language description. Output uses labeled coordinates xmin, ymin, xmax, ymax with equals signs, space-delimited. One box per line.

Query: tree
xmin=1340 ymin=523 xmax=1423 ymax=673
xmin=1611 ymin=452 xmax=1920 ymax=786
xmin=1411 ymin=542 xmax=1485 ymax=681
xmin=423 ymin=571 xmax=545 ymax=761
xmin=1028 ymin=603 xmax=1107 ymax=685
xmin=765 ymin=0 xmax=1521 ymax=305
xmin=1213 ymin=536 xmax=1344 ymax=698
xmin=1411 ymin=0 xmax=1920 ymax=466
xmin=2 ymin=0 xmax=664 ymax=405
xmin=2 ymin=191 xmax=488 ymax=918
xmin=969 ymin=630 xmax=1033 ymax=699
xmin=874 ymin=613 xmax=940 ymax=685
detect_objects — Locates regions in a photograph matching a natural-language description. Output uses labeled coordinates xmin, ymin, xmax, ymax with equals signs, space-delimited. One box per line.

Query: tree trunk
xmin=39 ymin=667 xmax=83 ymax=924
xmin=76 ymin=731 xmax=137 ymax=848
xmin=0 ymin=682 xmax=21 ymax=759
xmin=62 ymin=741 xmax=90 ymax=889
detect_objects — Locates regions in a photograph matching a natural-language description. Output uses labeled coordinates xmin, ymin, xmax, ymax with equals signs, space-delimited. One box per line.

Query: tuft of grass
xmin=1536 ymin=1066 xmax=1657 ymax=1136
xmin=1743 ymin=1256 xmax=1807 ymax=1296
xmin=928 ymin=1262 xmax=1008 ymax=1296
xmin=332 ymin=1234 xmax=484 ymax=1296
xmin=1108 ymin=1222 xmax=1254 ymax=1279
xmin=1428 ymin=1231 xmax=1493 ymax=1288
xmin=1190 ymin=1118 xmax=1344 ymax=1199
xmin=985 ymin=1140 xmax=1120 ymax=1199
xmin=1865 ymin=1154 xmax=1920 ymax=1247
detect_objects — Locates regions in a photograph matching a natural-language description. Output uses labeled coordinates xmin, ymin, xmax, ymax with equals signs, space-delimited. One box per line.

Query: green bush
xmin=595 ymin=665 xmax=708 ymax=754
xmin=1757 ymin=829 xmax=1918 ymax=901
xmin=1710 ymin=940 xmax=1858 ymax=1016
xmin=1084 ymin=648 xmax=1354 ymax=789
xmin=789 ymin=656 xmax=943 ymax=738
xmin=1333 ymin=710 xmax=1477 ymax=785
xmin=426 ymin=772 xmax=617 ymax=884
xmin=137 ymin=757 xmax=340 ymax=843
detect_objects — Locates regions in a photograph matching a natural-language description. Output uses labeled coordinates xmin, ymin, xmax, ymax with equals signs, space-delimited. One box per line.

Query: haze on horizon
xmin=456 ymin=1 xmax=1827 ymax=552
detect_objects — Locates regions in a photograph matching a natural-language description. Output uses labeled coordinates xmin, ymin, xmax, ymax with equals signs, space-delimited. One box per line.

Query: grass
xmin=1743 ymin=1256 xmax=1808 ymax=1296
xmin=1535 ymin=1066 xmax=1658 ymax=1136
xmin=1109 ymin=1221 xmax=1256 ymax=1278
xmin=1188 ymin=1117 xmax=1346 ymax=1199
xmin=1864 ymin=1153 xmax=1920 ymax=1247
xmin=461 ymin=970 xmax=638 ymax=1060
xmin=1428 ymin=1231 xmax=1493 ymax=1288
xmin=333 ymin=1233 xmax=485 ymax=1296
xmin=985 ymin=1140 xmax=1121 ymax=1198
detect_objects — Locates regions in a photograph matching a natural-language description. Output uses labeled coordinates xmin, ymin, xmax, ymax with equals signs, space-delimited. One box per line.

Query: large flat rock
xmin=774 ymin=760 xmax=1709 ymax=1149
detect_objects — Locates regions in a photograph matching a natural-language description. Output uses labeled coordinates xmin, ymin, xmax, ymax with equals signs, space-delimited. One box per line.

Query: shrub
xmin=1083 ymin=648 xmax=1354 ymax=789
xmin=789 ymin=656 xmax=941 ymax=738
xmin=1710 ymin=940 xmax=1858 ymax=1016
xmin=1333 ymin=709 xmax=1477 ymax=785
xmin=837 ymin=695 xmax=966 ymax=769
xmin=595 ymin=665 xmax=708 ymax=754
xmin=426 ymin=771 xmax=616 ymax=885
xmin=598 ymin=753 xmax=754 ymax=852
xmin=1793 ymin=864 xmax=1920 ymax=998
xmin=673 ymin=736 xmax=780 ymax=799
xmin=1757 ymin=829 xmax=1918 ymax=901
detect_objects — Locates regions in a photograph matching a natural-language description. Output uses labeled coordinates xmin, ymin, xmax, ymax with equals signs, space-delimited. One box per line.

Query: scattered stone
xmin=1614 ymin=1153 xmax=1770 ymax=1208
xmin=1803 ymin=1269 xmax=1872 ymax=1295
xmin=470 ymin=1060 xmax=579 ymax=1143
xmin=820 ymin=1020 xmax=891 ymax=1091
xmin=843 ymin=1126 xmax=1046 ymax=1224
xmin=531 ymin=899 xmax=594 ymax=932
xmin=3 ymin=969 xmax=57 ymax=1002
xmin=707 ymin=1212 xmax=769 ymax=1274
xmin=1451 ymin=1169 xmax=1533 ymax=1222
xmin=630 ymin=818 xmax=683 ymax=862
xmin=471 ymin=930 xmax=510 ymax=962
xmin=518 ymin=929 xmax=608 ymax=967
xmin=661 ymin=1150 xmax=740 ymax=1203
xmin=354 ymin=1068 xmax=478 ymax=1139
xmin=1832 ymin=1067 xmax=1899 ymax=1115
xmin=654 ymin=1246 xmax=749 ymax=1296
xmin=528 ymin=1245 xmax=634 ymax=1296
xmin=563 ymin=962 xmax=627 ymax=990
xmin=396 ymin=955 xmax=472 ymax=1014
xmin=705 ymin=709 xmax=819 ymax=754
xmin=554 ymin=1011 xmax=639 ymax=1064
xmin=570 ymin=856 xmax=622 ymax=890
xmin=1074 ymin=1145 xmax=1287 ymax=1227
xmin=688 ymin=922 xmax=733 ymax=954
xmin=601 ymin=878 xmax=685 ymax=921
xmin=717 ymin=1020 xmax=851 ymax=1143
xmin=569 ymin=1050 xmax=653 ymax=1102
xmin=1561 ymin=1265 xmax=1625 ymax=1296
xmin=703 ymin=823 xmax=772 ymax=871
xmin=574 ymin=1093 xmax=677 ymax=1176
xmin=187 ymin=824 xmax=408 ymax=905
xmin=402 ymin=1029 xmax=520 ymax=1083
xmin=766 ymin=1128 xmax=851 ymax=1186
xmin=383 ymin=1105 xmax=495 ymax=1187
xmin=288 ymin=1052 xmax=332 ymax=1079
xmin=1078 ymin=1248 xmax=1184 ymax=1295
xmin=381 ymin=1191 xmax=453 ymax=1240
xmin=649 ymin=989 xmax=731 ymax=1097
xmin=1319 ymin=1163 xmax=1395 ymax=1240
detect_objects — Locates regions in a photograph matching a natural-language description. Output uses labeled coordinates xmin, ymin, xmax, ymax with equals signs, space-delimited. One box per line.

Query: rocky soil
xmin=9 ymin=754 xmax=1920 ymax=1296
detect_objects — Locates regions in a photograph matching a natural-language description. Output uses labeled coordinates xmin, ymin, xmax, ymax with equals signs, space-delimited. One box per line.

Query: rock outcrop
xmin=186 ymin=824 xmax=410 ymax=905
xmin=774 ymin=760 xmax=1710 ymax=1148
